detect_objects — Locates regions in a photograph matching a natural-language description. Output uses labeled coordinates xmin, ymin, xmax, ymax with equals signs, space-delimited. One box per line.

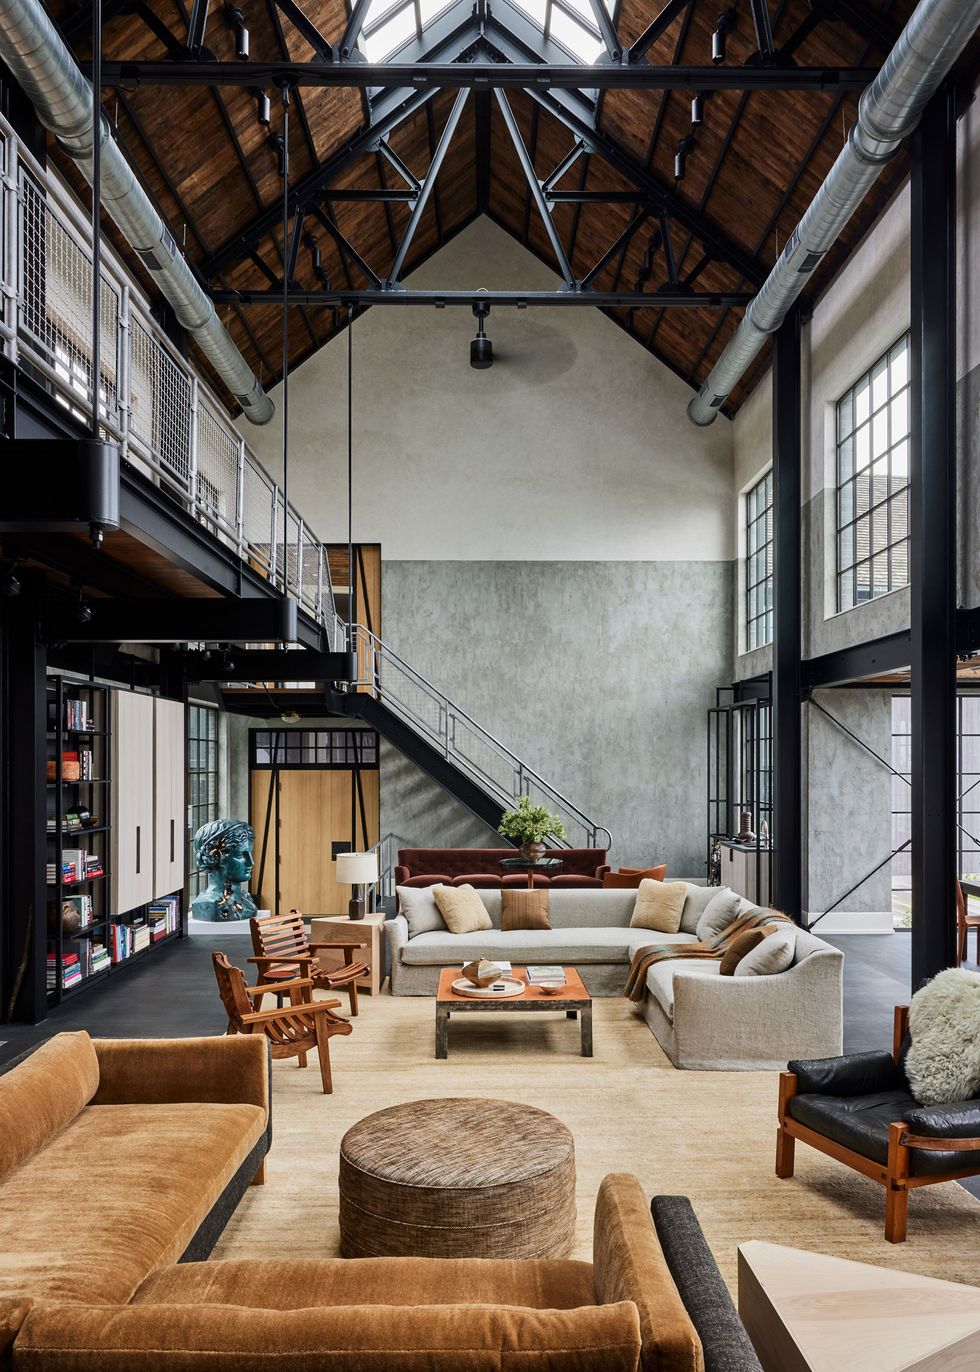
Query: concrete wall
xmin=247 ymin=218 xmax=736 ymax=874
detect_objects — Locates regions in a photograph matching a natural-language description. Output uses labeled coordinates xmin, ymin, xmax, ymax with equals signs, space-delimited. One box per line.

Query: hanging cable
xmin=91 ymin=0 xmax=102 ymax=442
xmin=347 ymin=304 xmax=354 ymax=644
xmin=280 ymin=84 xmax=290 ymax=592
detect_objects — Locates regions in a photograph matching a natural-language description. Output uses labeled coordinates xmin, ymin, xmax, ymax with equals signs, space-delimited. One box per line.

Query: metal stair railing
xmin=350 ymin=625 xmax=612 ymax=851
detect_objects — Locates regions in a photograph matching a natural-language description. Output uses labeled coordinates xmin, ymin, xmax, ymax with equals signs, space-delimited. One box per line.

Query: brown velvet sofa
xmin=0 ymin=1032 xmax=270 ymax=1316
xmin=0 ymin=1170 xmax=765 ymax=1372
xmin=395 ymin=846 xmax=609 ymax=888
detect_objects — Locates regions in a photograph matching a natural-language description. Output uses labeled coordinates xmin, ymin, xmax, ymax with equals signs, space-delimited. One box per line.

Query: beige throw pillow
xmin=630 ymin=879 xmax=687 ymax=934
xmin=432 ymin=884 xmax=493 ymax=935
xmin=695 ymin=888 xmax=742 ymax=942
xmin=734 ymin=926 xmax=796 ymax=976
xmin=397 ymin=886 xmax=447 ymax=938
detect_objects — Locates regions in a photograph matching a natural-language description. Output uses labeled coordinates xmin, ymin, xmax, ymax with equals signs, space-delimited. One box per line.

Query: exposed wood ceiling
xmin=45 ymin=0 xmax=979 ymax=418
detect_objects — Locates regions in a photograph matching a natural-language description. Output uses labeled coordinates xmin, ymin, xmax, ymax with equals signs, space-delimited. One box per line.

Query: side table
xmin=309 ymin=911 xmax=387 ymax=994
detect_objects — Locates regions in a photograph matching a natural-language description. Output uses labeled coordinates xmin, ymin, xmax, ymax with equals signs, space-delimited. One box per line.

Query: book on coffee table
xmin=526 ymin=966 xmax=566 ymax=984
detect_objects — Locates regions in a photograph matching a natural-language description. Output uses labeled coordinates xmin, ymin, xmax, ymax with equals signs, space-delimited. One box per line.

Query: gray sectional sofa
xmin=387 ymin=885 xmax=844 ymax=1069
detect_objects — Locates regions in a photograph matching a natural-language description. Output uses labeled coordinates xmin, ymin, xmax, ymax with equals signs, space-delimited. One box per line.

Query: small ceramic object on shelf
xmin=461 ymin=958 xmax=505 ymax=988
xmin=536 ymin=981 xmax=565 ymax=995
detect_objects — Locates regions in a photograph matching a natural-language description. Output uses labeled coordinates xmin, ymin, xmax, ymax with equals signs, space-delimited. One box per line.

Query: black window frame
xmin=250 ymin=726 xmax=380 ymax=770
xmin=187 ymin=703 xmax=219 ymax=899
xmin=745 ymin=469 xmax=773 ymax=652
xmin=836 ymin=333 xmax=911 ymax=612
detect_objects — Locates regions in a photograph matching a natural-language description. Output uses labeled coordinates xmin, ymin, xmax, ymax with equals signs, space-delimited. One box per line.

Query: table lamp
xmin=336 ymin=850 xmax=378 ymax=921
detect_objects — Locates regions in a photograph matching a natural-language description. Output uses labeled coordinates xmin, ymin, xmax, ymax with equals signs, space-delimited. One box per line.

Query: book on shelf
xmin=65 ymin=699 xmax=95 ymax=731
xmin=148 ymin=895 xmax=180 ymax=939
xmin=526 ymin=965 xmax=566 ymax=985
xmin=47 ymin=951 xmax=82 ymax=990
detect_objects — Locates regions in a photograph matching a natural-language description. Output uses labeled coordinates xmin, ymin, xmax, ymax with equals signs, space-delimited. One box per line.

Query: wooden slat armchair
xmin=249 ymin=910 xmax=369 ymax=1018
xmin=212 ymin=951 xmax=352 ymax=1094
xmin=776 ymin=1005 xmax=980 ymax=1241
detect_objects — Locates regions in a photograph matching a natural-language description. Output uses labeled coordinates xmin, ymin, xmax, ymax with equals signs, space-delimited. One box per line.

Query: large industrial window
xmin=187 ymin=704 xmax=219 ymax=899
xmin=836 ymin=334 xmax=910 ymax=611
xmin=745 ymin=470 xmax=773 ymax=651
xmin=250 ymin=727 xmax=379 ymax=769
xmin=891 ymin=695 xmax=980 ymax=927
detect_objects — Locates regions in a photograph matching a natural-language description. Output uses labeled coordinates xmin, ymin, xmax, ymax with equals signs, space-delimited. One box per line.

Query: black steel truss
xmin=91 ymin=58 xmax=876 ymax=90
xmin=210 ymin=287 xmax=754 ymax=306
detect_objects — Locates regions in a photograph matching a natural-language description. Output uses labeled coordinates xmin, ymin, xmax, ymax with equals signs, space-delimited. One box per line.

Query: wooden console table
xmin=738 ymin=1240 xmax=980 ymax=1371
xmin=309 ymin=912 xmax=386 ymax=995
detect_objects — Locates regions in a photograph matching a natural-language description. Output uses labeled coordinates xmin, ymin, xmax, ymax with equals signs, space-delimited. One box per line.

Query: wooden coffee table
xmin=435 ymin=966 xmax=592 ymax=1059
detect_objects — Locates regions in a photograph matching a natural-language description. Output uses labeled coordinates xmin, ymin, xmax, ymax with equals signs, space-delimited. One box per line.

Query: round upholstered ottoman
xmin=338 ymin=1097 xmax=576 ymax=1259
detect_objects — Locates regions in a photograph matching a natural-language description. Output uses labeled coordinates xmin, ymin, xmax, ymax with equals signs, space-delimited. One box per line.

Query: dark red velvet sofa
xmin=395 ymin=847 xmax=609 ymax=889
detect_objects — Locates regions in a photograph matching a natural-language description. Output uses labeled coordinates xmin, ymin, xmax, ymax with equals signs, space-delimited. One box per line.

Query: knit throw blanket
xmin=623 ymin=907 xmax=791 ymax=1002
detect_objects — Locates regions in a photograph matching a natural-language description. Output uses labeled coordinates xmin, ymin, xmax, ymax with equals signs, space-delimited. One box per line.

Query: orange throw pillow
xmin=603 ymin=865 xmax=667 ymax=889
xmin=719 ymin=927 xmax=769 ymax=975
xmin=500 ymin=889 xmax=551 ymax=931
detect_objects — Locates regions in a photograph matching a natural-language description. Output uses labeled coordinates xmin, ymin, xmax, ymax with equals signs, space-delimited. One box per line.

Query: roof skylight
xmin=359 ymin=0 xmax=613 ymax=64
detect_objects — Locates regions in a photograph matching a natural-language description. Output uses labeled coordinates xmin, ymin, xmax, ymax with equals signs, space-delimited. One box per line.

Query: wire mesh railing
xmin=351 ymin=625 xmax=613 ymax=851
xmin=1 ymin=110 xmax=343 ymax=648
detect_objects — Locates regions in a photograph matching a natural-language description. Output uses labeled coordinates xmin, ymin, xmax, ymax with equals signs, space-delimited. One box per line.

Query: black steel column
xmin=910 ymin=88 xmax=957 ymax=986
xmin=771 ymin=306 xmax=803 ymax=921
xmin=1 ymin=597 xmax=48 ymax=1022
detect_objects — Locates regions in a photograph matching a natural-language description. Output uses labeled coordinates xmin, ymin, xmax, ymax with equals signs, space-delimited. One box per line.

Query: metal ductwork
xmin=0 ymin=0 xmax=275 ymax=425
xmin=687 ymin=0 xmax=980 ymax=426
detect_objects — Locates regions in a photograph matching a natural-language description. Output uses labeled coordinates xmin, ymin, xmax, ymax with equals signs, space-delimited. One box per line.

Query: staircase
xmin=330 ymin=625 xmax=612 ymax=852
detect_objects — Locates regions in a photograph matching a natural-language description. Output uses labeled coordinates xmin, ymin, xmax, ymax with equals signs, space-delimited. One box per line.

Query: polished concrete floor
xmin=3 ymin=927 xmax=977 ymax=1202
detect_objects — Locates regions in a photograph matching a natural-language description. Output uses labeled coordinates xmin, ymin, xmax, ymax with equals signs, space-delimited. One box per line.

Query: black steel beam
xmin=273 ymin=0 xmax=336 ymax=60
xmin=771 ymin=306 xmax=803 ymax=923
xmin=41 ymin=596 xmax=301 ymax=645
xmin=211 ymin=287 xmax=755 ymax=306
xmin=548 ymin=190 xmax=646 ymax=202
xmin=319 ymin=187 xmax=418 ymax=201
xmin=183 ymin=649 xmax=351 ymax=680
xmin=629 ymin=0 xmax=691 ymax=63
xmin=802 ymin=630 xmax=911 ymax=690
xmin=91 ymin=59 xmax=877 ymax=90
xmin=389 ymin=88 xmax=468 ymax=282
xmin=496 ymin=89 xmax=574 ymax=286
xmin=910 ymin=89 xmax=958 ymax=985
xmin=1 ymin=599 xmax=47 ymax=1023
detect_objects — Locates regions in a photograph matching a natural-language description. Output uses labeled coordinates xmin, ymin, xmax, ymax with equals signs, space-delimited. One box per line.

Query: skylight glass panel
xmin=547 ymin=6 xmax=603 ymax=62
xmin=362 ymin=2 xmax=417 ymax=62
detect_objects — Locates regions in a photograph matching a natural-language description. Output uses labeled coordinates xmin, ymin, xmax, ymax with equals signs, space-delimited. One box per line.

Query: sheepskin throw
xmin=905 ymin=967 xmax=980 ymax=1106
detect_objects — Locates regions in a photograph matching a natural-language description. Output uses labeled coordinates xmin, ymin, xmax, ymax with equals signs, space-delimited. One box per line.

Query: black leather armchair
xmin=776 ymin=1005 xmax=980 ymax=1242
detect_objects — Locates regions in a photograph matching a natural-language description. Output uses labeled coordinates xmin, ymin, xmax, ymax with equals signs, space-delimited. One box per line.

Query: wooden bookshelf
xmin=45 ymin=676 xmax=183 ymax=1005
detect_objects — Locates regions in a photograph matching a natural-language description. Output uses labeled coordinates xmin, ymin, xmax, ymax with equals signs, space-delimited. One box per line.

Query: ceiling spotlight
xmin=1 ymin=561 xmax=20 ymax=597
xmin=674 ymin=135 xmax=696 ymax=182
xmin=267 ymin=131 xmax=286 ymax=178
xmin=712 ymin=8 xmax=736 ymax=64
xmin=691 ymin=91 xmax=705 ymax=126
xmin=305 ymin=233 xmax=321 ymax=273
xmin=75 ymin=593 xmax=92 ymax=625
xmin=225 ymin=6 xmax=249 ymax=60
xmin=254 ymin=88 xmax=271 ymax=126
xmin=470 ymin=301 xmax=493 ymax=370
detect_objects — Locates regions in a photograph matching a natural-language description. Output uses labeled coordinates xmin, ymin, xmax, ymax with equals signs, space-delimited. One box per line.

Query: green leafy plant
xmin=498 ymin=796 xmax=566 ymax=845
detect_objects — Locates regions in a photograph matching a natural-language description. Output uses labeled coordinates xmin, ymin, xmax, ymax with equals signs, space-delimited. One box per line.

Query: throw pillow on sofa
xmin=500 ymin=889 xmax=551 ymax=931
xmin=630 ymin=879 xmax=687 ymax=934
xmin=718 ymin=927 xmax=768 ymax=975
xmin=603 ymin=865 xmax=667 ymax=889
xmin=695 ymin=888 xmax=742 ymax=942
xmin=432 ymin=884 xmax=493 ymax=934
xmin=678 ymin=883 xmax=718 ymax=935
xmin=734 ymin=926 xmax=796 ymax=976
xmin=397 ymin=886 xmax=448 ymax=938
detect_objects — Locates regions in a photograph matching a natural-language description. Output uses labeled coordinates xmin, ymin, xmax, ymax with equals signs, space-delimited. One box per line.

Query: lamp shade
xmin=335 ymin=851 xmax=378 ymax=885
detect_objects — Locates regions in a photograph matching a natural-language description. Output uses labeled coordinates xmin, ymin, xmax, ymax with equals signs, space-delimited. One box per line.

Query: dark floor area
xmin=3 ymin=927 xmax=977 ymax=1201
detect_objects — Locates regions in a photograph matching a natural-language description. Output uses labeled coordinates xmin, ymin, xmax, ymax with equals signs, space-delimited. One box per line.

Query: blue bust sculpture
xmin=190 ymin=818 xmax=258 ymax=922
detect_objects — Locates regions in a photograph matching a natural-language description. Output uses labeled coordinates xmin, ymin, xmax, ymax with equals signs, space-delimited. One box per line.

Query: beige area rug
xmin=212 ymin=992 xmax=980 ymax=1291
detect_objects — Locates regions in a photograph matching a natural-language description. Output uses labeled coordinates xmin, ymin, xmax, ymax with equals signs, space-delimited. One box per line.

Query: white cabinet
xmin=153 ymin=697 xmax=185 ymax=898
xmin=111 ymin=690 xmax=155 ymax=914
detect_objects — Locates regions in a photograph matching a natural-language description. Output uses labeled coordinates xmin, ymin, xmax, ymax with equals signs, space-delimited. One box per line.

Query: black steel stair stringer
xmin=330 ymin=689 xmax=513 ymax=838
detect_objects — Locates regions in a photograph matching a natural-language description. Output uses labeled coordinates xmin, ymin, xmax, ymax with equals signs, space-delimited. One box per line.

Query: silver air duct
xmin=0 ymin=0 xmax=274 ymax=424
xmin=687 ymin=0 xmax=980 ymax=426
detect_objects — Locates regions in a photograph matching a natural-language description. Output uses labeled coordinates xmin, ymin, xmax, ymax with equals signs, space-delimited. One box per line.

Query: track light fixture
xmin=305 ymin=233 xmax=320 ymax=273
xmin=0 ymin=560 xmax=20 ymax=597
xmin=253 ymin=87 xmax=271 ymax=126
xmin=224 ymin=6 xmax=249 ymax=61
xmin=691 ymin=91 xmax=708 ymax=126
xmin=674 ymin=135 xmax=696 ymax=182
xmin=712 ymin=8 xmax=736 ymax=64
xmin=74 ymin=591 xmax=92 ymax=625
xmin=470 ymin=301 xmax=493 ymax=369
xmin=267 ymin=131 xmax=286 ymax=178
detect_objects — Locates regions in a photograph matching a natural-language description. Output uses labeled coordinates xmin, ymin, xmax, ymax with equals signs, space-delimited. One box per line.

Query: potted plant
xmin=498 ymin=797 xmax=566 ymax=862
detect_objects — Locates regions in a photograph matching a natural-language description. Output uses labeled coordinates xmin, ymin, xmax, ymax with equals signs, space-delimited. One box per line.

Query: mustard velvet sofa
xmin=0 ymin=1034 xmax=762 ymax=1371
xmin=0 ymin=1031 xmax=270 ymax=1313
